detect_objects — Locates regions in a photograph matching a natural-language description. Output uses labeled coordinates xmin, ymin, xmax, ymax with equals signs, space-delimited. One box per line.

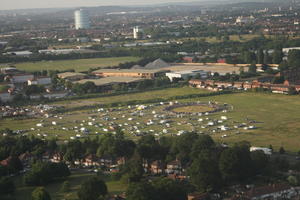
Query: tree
xmin=7 ymin=156 xmax=23 ymax=174
xmin=171 ymin=132 xmax=198 ymax=165
xmin=272 ymin=49 xmax=283 ymax=64
xmin=248 ymin=63 xmax=257 ymax=74
xmin=251 ymin=151 xmax=269 ymax=175
xmin=31 ymin=187 xmax=51 ymax=200
xmin=279 ymin=146 xmax=285 ymax=154
xmin=126 ymin=182 xmax=155 ymax=200
xmin=188 ymin=151 xmax=222 ymax=192
xmin=60 ymin=181 xmax=70 ymax=193
xmin=288 ymin=86 xmax=297 ymax=95
xmin=219 ymin=143 xmax=253 ymax=182
xmin=244 ymin=51 xmax=256 ymax=64
xmin=264 ymin=51 xmax=271 ymax=64
xmin=190 ymin=135 xmax=215 ymax=159
xmin=257 ymin=49 xmax=264 ymax=64
xmin=261 ymin=64 xmax=269 ymax=71
xmin=287 ymin=176 xmax=298 ymax=186
xmin=152 ymin=178 xmax=188 ymax=200
xmin=0 ymin=177 xmax=15 ymax=195
xmin=288 ymin=50 xmax=300 ymax=69
xmin=77 ymin=177 xmax=107 ymax=200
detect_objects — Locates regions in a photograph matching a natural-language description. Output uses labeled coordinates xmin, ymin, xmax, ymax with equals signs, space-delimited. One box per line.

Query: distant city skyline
xmin=0 ymin=0 xmax=219 ymax=10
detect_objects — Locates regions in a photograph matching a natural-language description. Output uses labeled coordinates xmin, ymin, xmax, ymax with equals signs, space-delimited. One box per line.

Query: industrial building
xmin=74 ymin=9 xmax=90 ymax=30
xmin=57 ymin=72 xmax=87 ymax=81
xmin=166 ymin=70 xmax=208 ymax=82
xmin=92 ymin=69 xmax=169 ymax=79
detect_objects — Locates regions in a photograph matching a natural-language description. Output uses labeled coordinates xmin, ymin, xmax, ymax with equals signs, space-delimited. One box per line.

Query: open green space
xmin=1 ymin=87 xmax=300 ymax=152
xmin=4 ymin=57 xmax=140 ymax=72
xmin=52 ymin=87 xmax=209 ymax=109
xmin=14 ymin=171 xmax=127 ymax=200
xmin=172 ymin=105 xmax=215 ymax=113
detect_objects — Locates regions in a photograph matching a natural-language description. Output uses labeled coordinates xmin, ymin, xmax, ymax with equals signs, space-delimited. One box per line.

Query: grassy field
xmin=5 ymin=57 xmax=140 ymax=72
xmin=1 ymin=87 xmax=300 ymax=152
xmin=172 ymin=105 xmax=215 ymax=113
xmin=52 ymin=87 xmax=209 ymax=109
xmin=183 ymin=92 xmax=300 ymax=152
xmin=14 ymin=171 xmax=127 ymax=200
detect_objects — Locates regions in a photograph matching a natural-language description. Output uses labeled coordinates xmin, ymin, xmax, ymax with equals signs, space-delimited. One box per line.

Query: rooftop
xmin=92 ymin=68 xmax=168 ymax=74
xmin=75 ymin=77 xmax=145 ymax=86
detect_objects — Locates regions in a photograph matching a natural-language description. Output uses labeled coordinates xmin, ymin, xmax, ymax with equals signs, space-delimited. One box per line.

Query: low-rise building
xmin=166 ymin=70 xmax=208 ymax=82
xmin=57 ymin=72 xmax=86 ymax=81
xmin=28 ymin=76 xmax=52 ymax=86
xmin=92 ymin=69 xmax=168 ymax=79
xmin=11 ymin=74 xmax=34 ymax=84
xmin=0 ymin=91 xmax=12 ymax=102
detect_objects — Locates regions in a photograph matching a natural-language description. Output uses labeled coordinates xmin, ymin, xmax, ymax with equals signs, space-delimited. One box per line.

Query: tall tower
xmin=133 ymin=26 xmax=143 ymax=39
xmin=74 ymin=9 xmax=90 ymax=30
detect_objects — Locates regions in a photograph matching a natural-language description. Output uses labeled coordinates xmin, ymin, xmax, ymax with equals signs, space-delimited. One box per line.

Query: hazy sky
xmin=0 ymin=0 xmax=208 ymax=10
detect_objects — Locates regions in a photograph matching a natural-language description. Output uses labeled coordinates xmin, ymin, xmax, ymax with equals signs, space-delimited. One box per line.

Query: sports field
xmin=1 ymin=87 xmax=300 ymax=152
xmin=4 ymin=57 xmax=140 ymax=72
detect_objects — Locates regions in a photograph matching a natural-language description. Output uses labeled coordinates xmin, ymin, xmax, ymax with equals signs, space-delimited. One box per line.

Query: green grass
xmin=172 ymin=105 xmax=215 ymax=113
xmin=14 ymin=172 xmax=127 ymax=200
xmin=6 ymin=57 xmax=140 ymax=72
xmin=183 ymin=92 xmax=300 ymax=152
xmin=1 ymin=87 xmax=300 ymax=152
xmin=52 ymin=87 xmax=209 ymax=109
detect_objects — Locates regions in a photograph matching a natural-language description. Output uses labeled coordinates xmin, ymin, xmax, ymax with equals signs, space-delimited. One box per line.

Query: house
xmin=233 ymin=82 xmax=244 ymax=89
xmin=99 ymin=156 xmax=113 ymax=167
xmin=242 ymin=184 xmax=298 ymax=200
xmin=150 ymin=160 xmax=164 ymax=174
xmin=0 ymin=156 xmax=12 ymax=167
xmin=19 ymin=152 xmax=33 ymax=167
xmin=243 ymin=82 xmax=252 ymax=90
xmin=166 ymin=160 xmax=182 ymax=174
xmin=182 ymin=56 xmax=195 ymax=63
xmin=50 ymin=152 xmax=64 ymax=163
xmin=83 ymin=154 xmax=100 ymax=167
xmin=270 ymin=84 xmax=289 ymax=94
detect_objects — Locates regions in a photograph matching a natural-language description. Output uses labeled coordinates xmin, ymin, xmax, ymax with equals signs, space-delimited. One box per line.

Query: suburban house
xmin=19 ymin=152 xmax=34 ymax=167
xmin=50 ymin=152 xmax=64 ymax=163
xmin=189 ymin=79 xmax=300 ymax=94
xmin=166 ymin=160 xmax=182 ymax=174
xmin=149 ymin=160 xmax=165 ymax=174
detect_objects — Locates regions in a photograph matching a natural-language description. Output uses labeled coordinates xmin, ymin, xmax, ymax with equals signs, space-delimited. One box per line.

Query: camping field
xmin=3 ymin=56 xmax=140 ymax=72
xmin=1 ymin=87 xmax=300 ymax=152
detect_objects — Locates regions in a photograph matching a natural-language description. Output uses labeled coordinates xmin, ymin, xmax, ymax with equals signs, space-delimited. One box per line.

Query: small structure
xmin=166 ymin=70 xmax=207 ymax=82
xmin=57 ymin=72 xmax=86 ymax=81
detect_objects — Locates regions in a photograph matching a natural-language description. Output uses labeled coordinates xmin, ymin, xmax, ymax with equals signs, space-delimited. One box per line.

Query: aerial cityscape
xmin=1 ymin=0 xmax=300 ymax=199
